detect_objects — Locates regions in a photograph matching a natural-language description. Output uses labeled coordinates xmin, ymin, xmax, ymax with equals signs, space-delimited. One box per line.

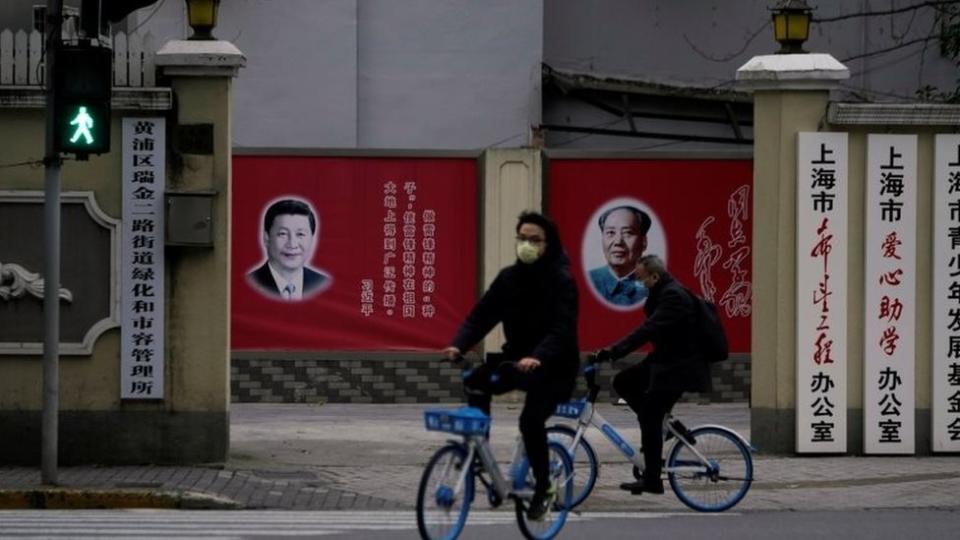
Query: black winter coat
xmin=609 ymin=273 xmax=712 ymax=393
xmin=451 ymin=240 xmax=579 ymax=382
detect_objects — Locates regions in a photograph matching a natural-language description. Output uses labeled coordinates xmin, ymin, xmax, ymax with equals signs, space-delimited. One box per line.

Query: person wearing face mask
xmin=595 ymin=254 xmax=712 ymax=496
xmin=441 ymin=211 xmax=579 ymax=522
xmin=248 ymin=198 xmax=332 ymax=301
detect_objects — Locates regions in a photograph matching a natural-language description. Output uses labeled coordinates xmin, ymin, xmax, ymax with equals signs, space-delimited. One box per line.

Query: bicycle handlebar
xmin=446 ymin=353 xmax=519 ymax=385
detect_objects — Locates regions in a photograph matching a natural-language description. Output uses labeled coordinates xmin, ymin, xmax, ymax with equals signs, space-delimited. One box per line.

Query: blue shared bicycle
xmin=416 ymin=359 xmax=575 ymax=540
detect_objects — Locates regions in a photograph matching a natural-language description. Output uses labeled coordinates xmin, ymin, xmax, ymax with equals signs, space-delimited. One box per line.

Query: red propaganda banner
xmin=548 ymin=159 xmax=752 ymax=352
xmin=231 ymin=156 xmax=478 ymax=351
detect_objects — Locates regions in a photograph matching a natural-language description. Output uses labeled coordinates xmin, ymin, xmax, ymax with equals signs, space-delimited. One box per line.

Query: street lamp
xmin=771 ymin=0 xmax=813 ymax=54
xmin=185 ymin=0 xmax=221 ymax=40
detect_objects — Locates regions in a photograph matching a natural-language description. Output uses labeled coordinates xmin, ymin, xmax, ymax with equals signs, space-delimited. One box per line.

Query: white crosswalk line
xmin=0 ymin=509 xmax=730 ymax=538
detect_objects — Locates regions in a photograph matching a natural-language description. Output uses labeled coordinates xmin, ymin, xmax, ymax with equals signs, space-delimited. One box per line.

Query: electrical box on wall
xmin=165 ymin=191 xmax=216 ymax=247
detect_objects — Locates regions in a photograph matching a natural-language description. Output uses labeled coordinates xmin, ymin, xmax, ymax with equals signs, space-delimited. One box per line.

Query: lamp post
xmin=185 ymin=0 xmax=221 ymax=40
xmin=771 ymin=0 xmax=813 ymax=54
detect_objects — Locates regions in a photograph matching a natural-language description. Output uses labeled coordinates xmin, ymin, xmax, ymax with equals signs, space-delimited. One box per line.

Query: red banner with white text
xmin=548 ymin=159 xmax=752 ymax=352
xmin=231 ymin=156 xmax=478 ymax=351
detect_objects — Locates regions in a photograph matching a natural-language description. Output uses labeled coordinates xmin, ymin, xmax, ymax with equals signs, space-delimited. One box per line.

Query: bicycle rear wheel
xmin=416 ymin=443 xmax=475 ymax=540
xmin=666 ymin=426 xmax=753 ymax=512
xmin=515 ymin=440 xmax=574 ymax=540
xmin=546 ymin=424 xmax=598 ymax=508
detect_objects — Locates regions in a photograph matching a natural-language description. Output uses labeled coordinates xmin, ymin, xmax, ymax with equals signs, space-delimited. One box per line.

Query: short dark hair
xmin=639 ymin=254 xmax=666 ymax=276
xmin=264 ymin=199 xmax=316 ymax=234
xmin=598 ymin=205 xmax=651 ymax=235
xmin=516 ymin=210 xmax=556 ymax=236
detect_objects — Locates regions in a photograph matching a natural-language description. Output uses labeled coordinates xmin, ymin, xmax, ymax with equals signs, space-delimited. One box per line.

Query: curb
xmin=0 ymin=489 xmax=241 ymax=510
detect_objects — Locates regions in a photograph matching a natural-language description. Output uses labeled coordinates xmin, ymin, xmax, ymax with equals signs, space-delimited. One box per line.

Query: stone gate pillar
xmin=736 ymin=54 xmax=849 ymax=453
xmin=478 ymin=148 xmax=543 ymax=355
xmin=152 ymin=39 xmax=245 ymax=461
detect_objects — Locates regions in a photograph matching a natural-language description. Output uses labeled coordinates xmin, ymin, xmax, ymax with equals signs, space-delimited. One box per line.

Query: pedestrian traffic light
xmin=54 ymin=45 xmax=112 ymax=155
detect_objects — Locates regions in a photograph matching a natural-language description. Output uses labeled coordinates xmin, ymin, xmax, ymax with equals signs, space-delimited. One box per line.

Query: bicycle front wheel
xmin=666 ymin=426 xmax=753 ymax=512
xmin=416 ymin=444 xmax=475 ymax=540
xmin=515 ymin=440 xmax=574 ymax=540
xmin=546 ymin=424 xmax=598 ymax=508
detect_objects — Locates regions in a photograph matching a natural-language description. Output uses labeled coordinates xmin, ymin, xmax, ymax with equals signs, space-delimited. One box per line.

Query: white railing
xmin=0 ymin=30 xmax=157 ymax=87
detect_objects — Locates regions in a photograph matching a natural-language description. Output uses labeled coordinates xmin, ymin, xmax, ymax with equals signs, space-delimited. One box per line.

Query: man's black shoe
xmin=619 ymin=479 xmax=665 ymax=495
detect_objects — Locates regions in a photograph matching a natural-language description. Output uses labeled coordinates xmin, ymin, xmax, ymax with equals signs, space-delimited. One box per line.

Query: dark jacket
xmin=609 ymin=272 xmax=712 ymax=393
xmin=451 ymin=223 xmax=579 ymax=381
xmin=248 ymin=262 xmax=329 ymax=299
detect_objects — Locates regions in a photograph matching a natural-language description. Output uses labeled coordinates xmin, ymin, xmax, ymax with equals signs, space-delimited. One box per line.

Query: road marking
xmin=0 ymin=509 xmax=730 ymax=538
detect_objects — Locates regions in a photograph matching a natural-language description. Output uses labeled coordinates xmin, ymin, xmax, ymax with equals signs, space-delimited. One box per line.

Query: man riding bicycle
xmin=442 ymin=211 xmax=579 ymax=521
xmin=597 ymin=254 xmax=712 ymax=495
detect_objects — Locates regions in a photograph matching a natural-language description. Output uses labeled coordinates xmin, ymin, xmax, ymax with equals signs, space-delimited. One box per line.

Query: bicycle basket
xmin=424 ymin=407 xmax=491 ymax=435
xmin=554 ymin=400 xmax=586 ymax=419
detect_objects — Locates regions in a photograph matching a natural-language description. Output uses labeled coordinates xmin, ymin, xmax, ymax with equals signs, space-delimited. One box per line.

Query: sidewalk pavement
xmin=2 ymin=402 xmax=959 ymax=511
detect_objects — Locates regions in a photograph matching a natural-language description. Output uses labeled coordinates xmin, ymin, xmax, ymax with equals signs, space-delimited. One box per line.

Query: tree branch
xmin=683 ymin=21 xmax=770 ymax=63
xmin=813 ymin=0 xmax=959 ymax=23
xmin=840 ymin=34 xmax=942 ymax=62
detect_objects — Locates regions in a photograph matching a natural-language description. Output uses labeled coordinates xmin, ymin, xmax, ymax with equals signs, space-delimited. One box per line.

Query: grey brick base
xmin=231 ymin=353 xmax=750 ymax=404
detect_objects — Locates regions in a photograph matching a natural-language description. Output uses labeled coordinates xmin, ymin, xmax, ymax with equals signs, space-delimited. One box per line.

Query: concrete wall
xmin=135 ymin=0 xmax=543 ymax=150
xmin=0 ymin=44 xmax=236 ymax=464
xmin=747 ymin=77 xmax=957 ymax=454
xmin=0 ymin=107 xmax=126 ymax=411
xmin=749 ymin=89 xmax=833 ymax=452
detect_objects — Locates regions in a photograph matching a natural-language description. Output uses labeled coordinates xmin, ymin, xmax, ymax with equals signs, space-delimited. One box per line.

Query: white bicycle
xmin=547 ymin=356 xmax=755 ymax=512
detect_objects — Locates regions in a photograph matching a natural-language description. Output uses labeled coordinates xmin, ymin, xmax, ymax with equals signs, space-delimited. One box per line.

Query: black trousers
xmin=612 ymin=361 xmax=682 ymax=482
xmin=464 ymin=359 xmax=572 ymax=496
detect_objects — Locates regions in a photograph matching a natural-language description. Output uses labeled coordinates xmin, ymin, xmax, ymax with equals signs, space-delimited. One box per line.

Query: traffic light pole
xmin=42 ymin=0 xmax=63 ymax=485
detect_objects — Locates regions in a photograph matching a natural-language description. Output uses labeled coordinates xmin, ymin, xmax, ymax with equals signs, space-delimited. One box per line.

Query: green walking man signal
xmin=68 ymin=106 xmax=96 ymax=145
xmin=54 ymin=45 xmax=112 ymax=155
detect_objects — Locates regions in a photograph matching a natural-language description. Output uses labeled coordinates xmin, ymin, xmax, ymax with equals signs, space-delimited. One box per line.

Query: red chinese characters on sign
xmin=811 ymin=218 xmax=834 ymax=366
xmin=878 ymin=231 xmax=904 ymax=356
xmin=720 ymin=186 xmax=753 ymax=318
xmin=547 ymin=159 xmax=752 ymax=352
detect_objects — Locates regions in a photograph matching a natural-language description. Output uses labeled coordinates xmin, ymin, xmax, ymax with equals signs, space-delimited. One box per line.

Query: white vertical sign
xmin=796 ymin=132 xmax=848 ymax=453
xmin=121 ymin=117 xmax=166 ymax=400
xmin=932 ymin=134 xmax=960 ymax=452
xmin=864 ymin=134 xmax=916 ymax=454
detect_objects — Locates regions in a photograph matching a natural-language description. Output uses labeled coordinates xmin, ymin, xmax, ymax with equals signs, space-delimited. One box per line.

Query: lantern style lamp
xmin=771 ymin=0 xmax=813 ymax=54
xmin=186 ymin=0 xmax=221 ymax=40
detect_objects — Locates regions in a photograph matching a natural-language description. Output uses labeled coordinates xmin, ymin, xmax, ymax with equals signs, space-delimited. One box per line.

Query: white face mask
xmin=516 ymin=241 xmax=541 ymax=264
